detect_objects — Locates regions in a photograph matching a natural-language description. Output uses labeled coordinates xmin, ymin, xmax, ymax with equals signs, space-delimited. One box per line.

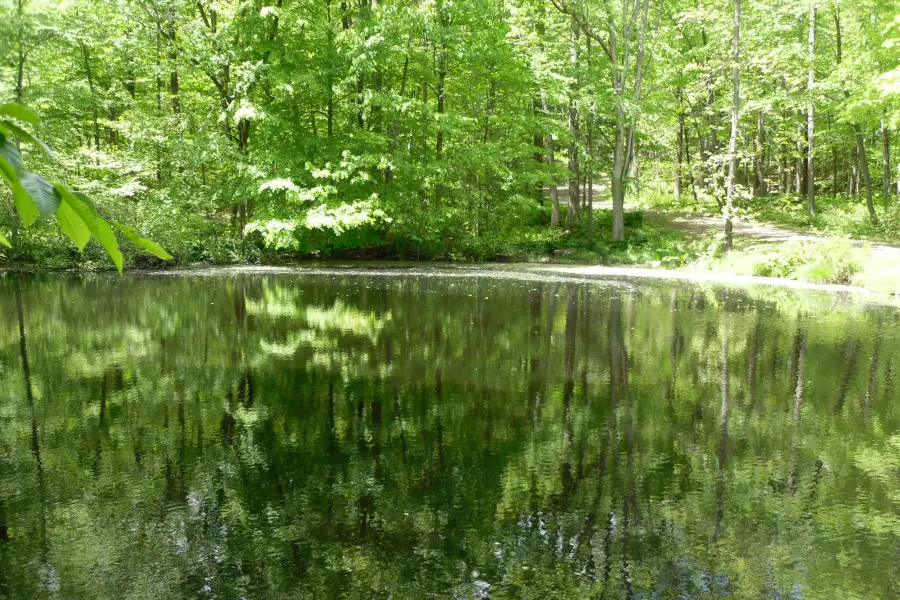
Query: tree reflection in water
xmin=0 ymin=271 xmax=897 ymax=599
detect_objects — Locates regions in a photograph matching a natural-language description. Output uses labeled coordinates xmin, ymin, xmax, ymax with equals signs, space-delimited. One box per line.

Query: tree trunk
xmin=435 ymin=4 xmax=447 ymax=161
xmin=80 ymin=43 xmax=101 ymax=153
xmin=795 ymin=124 xmax=803 ymax=194
xmin=779 ymin=140 xmax=788 ymax=193
xmin=533 ymin=97 xmax=545 ymax=204
xmin=675 ymin=111 xmax=684 ymax=203
xmin=855 ymin=126 xmax=878 ymax=222
xmin=685 ymin=121 xmax=700 ymax=204
xmin=832 ymin=144 xmax=838 ymax=197
xmin=611 ymin=129 xmax=626 ymax=239
xmin=385 ymin=53 xmax=410 ymax=184
xmin=550 ymin=184 xmax=561 ymax=228
xmin=806 ymin=4 xmax=816 ymax=216
xmin=167 ymin=17 xmax=181 ymax=115
xmin=882 ymin=112 xmax=891 ymax=210
xmin=834 ymin=12 xmax=875 ymax=221
xmin=587 ymin=108 xmax=594 ymax=242
xmin=754 ymin=111 xmax=766 ymax=195
xmin=549 ymin=138 xmax=561 ymax=227
xmin=724 ymin=0 xmax=740 ymax=251
xmin=566 ymin=16 xmax=580 ymax=228
xmin=15 ymin=0 xmax=25 ymax=106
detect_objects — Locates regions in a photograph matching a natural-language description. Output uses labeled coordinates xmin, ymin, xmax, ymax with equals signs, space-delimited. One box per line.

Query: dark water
xmin=1 ymin=269 xmax=898 ymax=600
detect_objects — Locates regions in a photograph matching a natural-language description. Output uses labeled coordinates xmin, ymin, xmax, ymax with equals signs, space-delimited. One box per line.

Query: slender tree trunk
xmin=882 ymin=112 xmax=891 ymax=210
xmin=855 ymin=126 xmax=878 ymax=222
xmin=685 ymin=121 xmax=700 ymax=204
xmin=81 ymin=42 xmax=101 ymax=153
xmin=611 ymin=115 xmax=626 ymax=239
xmin=675 ymin=111 xmax=684 ymax=203
xmin=15 ymin=0 xmax=25 ymax=106
xmin=435 ymin=3 xmax=447 ymax=161
xmin=795 ymin=124 xmax=803 ymax=194
xmin=834 ymin=10 xmax=875 ymax=221
xmin=155 ymin=24 xmax=163 ymax=113
xmin=533 ymin=97 xmax=545 ymax=204
xmin=168 ymin=21 xmax=180 ymax=115
xmin=806 ymin=4 xmax=816 ymax=216
xmin=566 ymin=16 xmax=580 ymax=228
xmin=385 ymin=52 xmax=410 ymax=184
xmin=754 ymin=111 xmax=766 ymax=195
xmin=724 ymin=0 xmax=741 ymax=250
xmin=832 ymin=144 xmax=838 ymax=197
xmin=543 ymin=93 xmax=561 ymax=228
xmin=549 ymin=144 xmax=561 ymax=228
xmin=587 ymin=108 xmax=594 ymax=242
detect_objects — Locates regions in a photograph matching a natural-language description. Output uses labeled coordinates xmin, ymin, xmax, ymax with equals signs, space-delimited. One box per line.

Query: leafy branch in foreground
xmin=0 ymin=103 xmax=172 ymax=272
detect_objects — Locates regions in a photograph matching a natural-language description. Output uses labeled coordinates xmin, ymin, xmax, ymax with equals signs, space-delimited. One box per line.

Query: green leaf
xmin=0 ymin=229 xmax=10 ymax=248
xmin=72 ymin=191 xmax=101 ymax=217
xmin=112 ymin=222 xmax=174 ymax=260
xmin=20 ymin=172 xmax=60 ymax=218
xmin=94 ymin=216 xmax=124 ymax=273
xmin=0 ymin=133 xmax=23 ymax=175
xmin=0 ymin=120 xmax=53 ymax=156
xmin=0 ymin=156 xmax=39 ymax=226
xmin=0 ymin=103 xmax=40 ymax=126
xmin=56 ymin=190 xmax=91 ymax=250
xmin=54 ymin=185 xmax=123 ymax=272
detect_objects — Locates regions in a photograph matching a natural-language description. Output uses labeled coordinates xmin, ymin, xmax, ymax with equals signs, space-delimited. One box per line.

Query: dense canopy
xmin=0 ymin=0 xmax=899 ymax=264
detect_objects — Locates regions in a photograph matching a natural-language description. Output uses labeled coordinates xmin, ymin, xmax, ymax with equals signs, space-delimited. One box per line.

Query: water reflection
xmin=0 ymin=271 xmax=898 ymax=599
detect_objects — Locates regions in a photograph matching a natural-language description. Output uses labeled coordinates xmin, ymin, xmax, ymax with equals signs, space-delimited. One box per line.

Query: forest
xmin=0 ymin=0 xmax=899 ymax=268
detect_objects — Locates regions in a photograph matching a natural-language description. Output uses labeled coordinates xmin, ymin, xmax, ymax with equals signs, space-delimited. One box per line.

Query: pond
xmin=0 ymin=268 xmax=898 ymax=599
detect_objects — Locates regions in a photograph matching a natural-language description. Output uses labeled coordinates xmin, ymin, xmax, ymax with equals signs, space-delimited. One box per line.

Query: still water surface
xmin=0 ymin=269 xmax=898 ymax=599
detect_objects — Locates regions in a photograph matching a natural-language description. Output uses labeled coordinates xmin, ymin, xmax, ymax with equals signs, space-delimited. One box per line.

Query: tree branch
xmin=548 ymin=0 xmax=614 ymax=61
xmin=197 ymin=1 xmax=212 ymax=31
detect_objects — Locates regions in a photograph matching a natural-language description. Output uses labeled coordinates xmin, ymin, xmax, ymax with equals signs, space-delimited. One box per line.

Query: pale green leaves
xmin=0 ymin=103 xmax=39 ymax=125
xmin=54 ymin=186 xmax=123 ymax=272
xmin=21 ymin=172 xmax=59 ymax=218
xmin=56 ymin=193 xmax=91 ymax=250
xmin=112 ymin=223 xmax=174 ymax=261
xmin=0 ymin=137 xmax=40 ymax=227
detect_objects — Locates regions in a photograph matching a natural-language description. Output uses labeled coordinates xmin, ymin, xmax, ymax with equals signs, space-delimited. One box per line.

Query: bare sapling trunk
xmin=566 ymin=16 xmax=580 ymax=228
xmin=882 ymin=112 xmax=891 ymax=210
xmin=549 ymin=142 xmax=561 ymax=227
xmin=724 ymin=0 xmax=740 ymax=250
xmin=675 ymin=111 xmax=684 ymax=203
xmin=795 ymin=124 xmax=803 ymax=194
xmin=806 ymin=3 xmax=816 ymax=216
xmin=754 ymin=112 xmax=766 ymax=195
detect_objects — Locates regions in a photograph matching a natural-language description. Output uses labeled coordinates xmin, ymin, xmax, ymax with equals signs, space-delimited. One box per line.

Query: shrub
xmin=750 ymin=238 xmax=862 ymax=284
xmin=797 ymin=238 xmax=862 ymax=284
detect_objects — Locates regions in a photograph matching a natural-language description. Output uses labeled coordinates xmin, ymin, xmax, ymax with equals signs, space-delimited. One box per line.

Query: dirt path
xmin=584 ymin=195 xmax=900 ymax=260
xmin=654 ymin=211 xmax=900 ymax=260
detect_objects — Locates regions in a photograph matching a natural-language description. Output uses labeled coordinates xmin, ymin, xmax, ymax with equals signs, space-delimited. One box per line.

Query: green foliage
xmin=1 ymin=0 xmax=899 ymax=270
xmin=245 ymin=200 xmax=392 ymax=256
xmin=749 ymin=195 xmax=900 ymax=244
xmin=0 ymin=102 xmax=170 ymax=272
xmin=751 ymin=238 xmax=863 ymax=284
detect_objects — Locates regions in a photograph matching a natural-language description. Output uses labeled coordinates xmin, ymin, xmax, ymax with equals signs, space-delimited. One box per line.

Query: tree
xmin=724 ymin=0 xmax=740 ymax=250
